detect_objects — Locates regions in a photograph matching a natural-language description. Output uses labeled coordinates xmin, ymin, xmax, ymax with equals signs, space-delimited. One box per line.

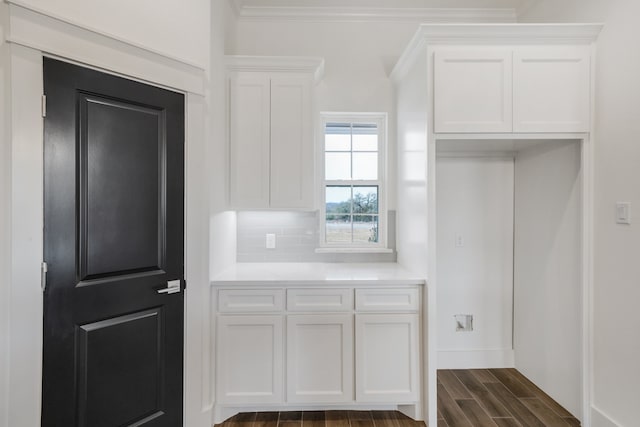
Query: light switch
xmin=455 ymin=233 xmax=464 ymax=247
xmin=616 ymin=202 xmax=631 ymax=225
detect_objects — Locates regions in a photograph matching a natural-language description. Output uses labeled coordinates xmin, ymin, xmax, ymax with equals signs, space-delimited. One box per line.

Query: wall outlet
xmin=616 ymin=202 xmax=631 ymax=225
xmin=455 ymin=314 xmax=473 ymax=332
xmin=266 ymin=233 xmax=276 ymax=249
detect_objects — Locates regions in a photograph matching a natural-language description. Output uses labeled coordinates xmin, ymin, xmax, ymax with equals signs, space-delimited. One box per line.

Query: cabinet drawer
xmin=218 ymin=289 xmax=284 ymax=313
xmin=355 ymin=288 xmax=419 ymax=312
xmin=287 ymin=288 xmax=353 ymax=312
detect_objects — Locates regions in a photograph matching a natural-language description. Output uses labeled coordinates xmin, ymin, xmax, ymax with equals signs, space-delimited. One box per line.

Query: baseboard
xmin=437 ymin=348 xmax=515 ymax=369
xmin=591 ymin=406 xmax=620 ymax=427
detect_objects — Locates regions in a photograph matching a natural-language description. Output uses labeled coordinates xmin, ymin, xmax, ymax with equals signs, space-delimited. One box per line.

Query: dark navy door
xmin=42 ymin=58 xmax=185 ymax=427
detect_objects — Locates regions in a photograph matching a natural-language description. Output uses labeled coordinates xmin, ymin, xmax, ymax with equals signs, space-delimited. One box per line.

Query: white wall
xmin=0 ymin=4 xmax=10 ymax=427
xmin=9 ymin=0 xmax=210 ymax=68
xmin=395 ymin=51 xmax=434 ymax=425
xmin=209 ymin=0 xmax=237 ymax=276
xmin=436 ymin=156 xmax=514 ymax=368
xmin=520 ymin=2 xmax=640 ymax=426
xmin=514 ymin=141 xmax=582 ymax=418
xmin=232 ymin=19 xmax=422 ymax=209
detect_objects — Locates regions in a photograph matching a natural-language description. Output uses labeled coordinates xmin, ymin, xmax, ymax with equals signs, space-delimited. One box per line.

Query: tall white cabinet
xmin=225 ymin=56 xmax=324 ymax=209
xmin=391 ymin=24 xmax=602 ymax=427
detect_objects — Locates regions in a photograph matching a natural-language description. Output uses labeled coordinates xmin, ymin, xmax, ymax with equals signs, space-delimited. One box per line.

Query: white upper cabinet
xmin=226 ymin=56 xmax=324 ymax=210
xmin=434 ymin=49 xmax=513 ymax=133
xmin=406 ymin=25 xmax=603 ymax=135
xmin=270 ymin=76 xmax=313 ymax=208
xmin=513 ymin=46 xmax=591 ymax=133
xmin=229 ymin=74 xmax=271 ymax=207
xmin=434 ymin=46 xmax=591 ymax=134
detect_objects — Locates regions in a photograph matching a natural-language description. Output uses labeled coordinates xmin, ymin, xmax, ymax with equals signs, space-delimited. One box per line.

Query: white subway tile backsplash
xmin=236 ymin=210 xmax=396 ymax=263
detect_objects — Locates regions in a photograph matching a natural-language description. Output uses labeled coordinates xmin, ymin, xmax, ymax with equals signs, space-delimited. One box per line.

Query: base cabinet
xmin=215 ymin=286 xmax=422 ymax=414
xmin=216 ymin=315 xmax=283 ymax=404
xmin=355 ymin=314 xmax=420 ymax=402
xmin=287 ymin=314 xmax=353 ymax=403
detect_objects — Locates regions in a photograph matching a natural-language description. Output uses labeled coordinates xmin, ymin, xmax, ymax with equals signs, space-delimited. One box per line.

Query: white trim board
xmin=6 ymin=3 xmax=206 ymax=95
xmin=437 ymin=349 xmax=515 ymax=369
xmin=231 ymin=5 xmax=517 ymax=23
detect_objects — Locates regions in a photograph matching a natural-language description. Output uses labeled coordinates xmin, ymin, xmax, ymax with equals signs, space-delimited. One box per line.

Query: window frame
xmin=318 ymin=112 xmax=388 ymax=251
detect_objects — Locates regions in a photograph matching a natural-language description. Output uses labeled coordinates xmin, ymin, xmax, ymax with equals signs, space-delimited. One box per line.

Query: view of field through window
xmin=324 ymin=122 xmax=379 ymax=244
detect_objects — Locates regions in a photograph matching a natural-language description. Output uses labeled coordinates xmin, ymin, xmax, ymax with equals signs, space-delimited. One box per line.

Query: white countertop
xmin=211 ymin=262 xmax=426 ymax=286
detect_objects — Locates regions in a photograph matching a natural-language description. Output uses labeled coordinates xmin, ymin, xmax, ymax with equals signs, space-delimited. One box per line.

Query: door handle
xmin=157 ymin=279 xmax=181 ymax=294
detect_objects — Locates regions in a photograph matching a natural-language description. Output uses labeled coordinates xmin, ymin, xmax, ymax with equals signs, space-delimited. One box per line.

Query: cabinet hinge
xmin=41 ymin=262 xmax=48 ymax=292
xmin=41 ymin=94 xmax=47 ymax=118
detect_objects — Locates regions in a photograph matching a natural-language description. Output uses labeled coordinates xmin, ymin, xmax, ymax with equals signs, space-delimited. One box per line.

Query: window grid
xmin=321 ymin=114 xmax=386 ymax=248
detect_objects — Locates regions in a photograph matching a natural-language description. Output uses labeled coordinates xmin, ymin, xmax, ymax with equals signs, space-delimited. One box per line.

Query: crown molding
xmin=390 ymin=23 xmax=603 ymax=83
xmin=234 ymin=6 xmax=517 ymax=23
xmin=225 ymin=55 xmax=325 ymax=84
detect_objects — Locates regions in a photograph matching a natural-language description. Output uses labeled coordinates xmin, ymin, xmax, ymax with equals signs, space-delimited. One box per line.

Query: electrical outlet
xmin=455 ymin=314 xmax=473 ymax=332
xmin=455 ymin=233 xmax=464 ymax=247
xmin=616 ymin=202 xmax=631 ymax=225
xmin=266 ymin=233 xmax=276 ymax=249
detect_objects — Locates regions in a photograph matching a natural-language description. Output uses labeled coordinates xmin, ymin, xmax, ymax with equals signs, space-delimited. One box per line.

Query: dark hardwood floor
xmin=437 ymin=369 xmax=580 ymax=427
xmin=215 ymin=369 xmax=580 ymax=427
xmin=216 ymin=410 xmax=424 ymax=427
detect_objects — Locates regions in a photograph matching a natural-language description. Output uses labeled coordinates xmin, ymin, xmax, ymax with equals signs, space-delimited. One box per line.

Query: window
xmin=319 ymin=113 xmax=387 ymax=250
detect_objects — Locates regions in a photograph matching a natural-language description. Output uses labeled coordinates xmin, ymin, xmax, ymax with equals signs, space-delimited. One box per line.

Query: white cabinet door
xmin=513 ymin=46 xmax=591 ymax=132
xmin=270 ymin=76 xmax=314 ymax=209
xmin=229 ymin=75 xmax=270 ymax=208
xmin=287 ymin=314 xmax=354 ymax=403
xmin=434 ymin=49 xmax=513 ymax=133
xmin=355 ymin=314 xmax=419 ymax=403
xmin=217 ymin=315 xmax=283 ymax=404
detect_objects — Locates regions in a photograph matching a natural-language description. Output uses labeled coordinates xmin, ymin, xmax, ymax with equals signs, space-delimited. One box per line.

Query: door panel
xmin=81 ymin=94 xmax=165 ymax=278
xmin=77 ymin=308 xmax=164 ymax=427
xmin=43 ymin=58 xmax=184 ymax=427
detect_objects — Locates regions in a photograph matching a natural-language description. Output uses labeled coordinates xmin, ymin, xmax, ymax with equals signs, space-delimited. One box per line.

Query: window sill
xmin=314 ymin=247 xmax=394 ymax=254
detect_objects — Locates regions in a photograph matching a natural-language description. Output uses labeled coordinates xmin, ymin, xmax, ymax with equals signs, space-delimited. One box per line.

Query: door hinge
xmin=41 ymin=261 xmax=48 ymax=292
xmin=41 ymin=94 xmax=47 ymax=118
